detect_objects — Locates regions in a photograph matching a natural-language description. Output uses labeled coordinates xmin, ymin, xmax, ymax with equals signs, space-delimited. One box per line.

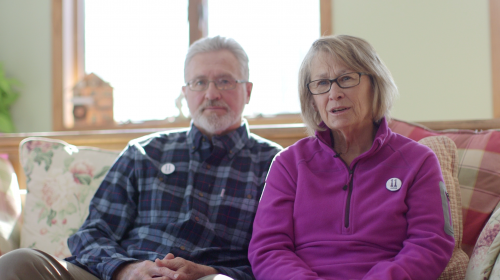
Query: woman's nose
xmin=328 ymin=83 xmax=344 ymax=100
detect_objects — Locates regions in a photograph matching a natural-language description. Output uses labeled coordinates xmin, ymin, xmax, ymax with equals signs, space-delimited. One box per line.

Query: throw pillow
xmin=0 ymin=154 xmax=22 ymax=256
xmin=466 ymin=207 xmax=500 ymax=280
xmin=390 ymin=119 xmax=500 ymax=257
xmin=418 ymin=136 xmax=469 ymax=280
xmin=19 ymin=137 xmax=120 ymax=258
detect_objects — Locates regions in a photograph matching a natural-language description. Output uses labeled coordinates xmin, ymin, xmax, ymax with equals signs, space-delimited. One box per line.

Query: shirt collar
xmin=186 ymin=119 xmax=250 ymax=159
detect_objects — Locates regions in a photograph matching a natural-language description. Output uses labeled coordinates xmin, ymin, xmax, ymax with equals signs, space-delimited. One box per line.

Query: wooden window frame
xmin=52 ymin=0 xmax=332 ymax=131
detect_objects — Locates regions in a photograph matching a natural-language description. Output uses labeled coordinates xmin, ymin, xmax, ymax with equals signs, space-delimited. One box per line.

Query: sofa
xmin=1 ymin=118 xmax=500 ymax=279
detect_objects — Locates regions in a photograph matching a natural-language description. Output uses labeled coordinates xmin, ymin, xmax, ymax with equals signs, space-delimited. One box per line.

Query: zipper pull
xmin=347 ymin=169 xmax=354 ymax=184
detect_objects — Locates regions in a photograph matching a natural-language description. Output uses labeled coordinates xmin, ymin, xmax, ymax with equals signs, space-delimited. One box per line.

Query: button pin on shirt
xmin=161 ymin=163 xmax=175 ymax=175
xmin=386 ymin=178 xmax=402 ymax=191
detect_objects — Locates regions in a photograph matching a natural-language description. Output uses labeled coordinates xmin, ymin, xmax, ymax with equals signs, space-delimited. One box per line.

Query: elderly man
xmin=0 ymin=36 xmax=282 ymax=280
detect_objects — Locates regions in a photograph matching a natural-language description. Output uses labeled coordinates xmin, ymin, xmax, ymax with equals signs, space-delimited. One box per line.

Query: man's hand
xmin=112 ymin=260 xmax=178 ymax=280
xmin=154 ymin=253 xmax=218 ymax=280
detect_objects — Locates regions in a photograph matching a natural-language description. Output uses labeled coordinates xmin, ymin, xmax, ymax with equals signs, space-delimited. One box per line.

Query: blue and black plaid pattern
xmin=65 ymin=122 xmax=282 ymax=280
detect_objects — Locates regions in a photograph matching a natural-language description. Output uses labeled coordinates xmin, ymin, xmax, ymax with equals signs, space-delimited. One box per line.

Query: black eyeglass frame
xmin=307 ymin=72 xmax=368 ymax=95
xmin=186 ymin=78 xmax=248 ymax=91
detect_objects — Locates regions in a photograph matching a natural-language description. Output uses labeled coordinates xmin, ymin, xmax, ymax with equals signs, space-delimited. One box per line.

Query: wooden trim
xmin=417 ymin=118 xmax=500 ymax=131
xmin=74 ymin=0 xmax=85 ymax=83
xmin=490 ymin=0 xmax=500 ymax=118
xmin=320 ymin=0 xmax=333 ymax=36
xmin=54 ymin=114 xmax=304 ymax=131
xmin=52 ymin=0 xmax=64 ymax=131
xmin=188 ymin=0 xmax=207 ymax=45
xmin=52 ymin=0 xmax=82 ymax=131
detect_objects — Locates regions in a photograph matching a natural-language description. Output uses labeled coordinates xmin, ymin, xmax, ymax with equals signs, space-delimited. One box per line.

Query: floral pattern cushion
xmin=466 ymin=207 xmax=500 ymax=279
xmin=0 ymin=154 xmax=22 ymax=256
xmin=19 ymin=137 xmax=120 ymax=258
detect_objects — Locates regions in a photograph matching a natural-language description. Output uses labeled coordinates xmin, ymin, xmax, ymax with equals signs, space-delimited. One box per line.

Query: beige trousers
xmin=0 ymin=248 xmax=234 ymax=280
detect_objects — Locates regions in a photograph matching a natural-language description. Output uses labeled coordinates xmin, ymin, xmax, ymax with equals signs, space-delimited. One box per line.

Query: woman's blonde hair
xmin=299 ymin=35 xmax=398 ymax=136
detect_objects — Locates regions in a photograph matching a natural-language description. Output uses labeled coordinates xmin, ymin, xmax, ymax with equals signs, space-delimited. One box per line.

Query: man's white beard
xmin=192 ymin=100 xmax=239 ymax=135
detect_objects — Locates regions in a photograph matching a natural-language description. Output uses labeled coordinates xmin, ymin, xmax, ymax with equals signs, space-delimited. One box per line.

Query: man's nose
xmin=328 ymin=82 xmax=344 ymax=100
xmin=205 ymin=81 xmax=222 ymax=100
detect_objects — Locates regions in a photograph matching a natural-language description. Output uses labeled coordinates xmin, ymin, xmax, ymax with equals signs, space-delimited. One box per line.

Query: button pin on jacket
xmin=161 ymin=163 xmax=175 ymax=175
xmin=386 ymin=178 xmax=402 ymax=191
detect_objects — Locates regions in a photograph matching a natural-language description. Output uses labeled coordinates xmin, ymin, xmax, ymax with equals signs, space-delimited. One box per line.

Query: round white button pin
xmin=161 ymin=163 xmax=175 ymax=175
xmin=386 ymin=178 xmax=402 ymax=191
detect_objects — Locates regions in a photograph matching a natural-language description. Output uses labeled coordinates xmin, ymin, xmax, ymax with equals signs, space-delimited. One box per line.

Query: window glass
xmin=85 ymin=1 xmax=319 ymax=123
xmin=208 ymin=0 xmax=320 ymax=117
xmin=85 ymin=0 xmax=189 ymax=123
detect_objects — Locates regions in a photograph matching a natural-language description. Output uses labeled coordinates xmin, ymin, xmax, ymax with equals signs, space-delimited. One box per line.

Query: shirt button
xmin=247 ymin=194 xmax=253 ymax=199
xmin=199 ymin=192 xmax=204 ymax=197
xmin=192 ymin=146 xmax=195 ymax=150
xmin=158 ymin=177 xmax=163 ymax=181
xmin=202 ymin=138 xmax=205 ymax=141
xmin=180 ymin=246 xmax=185 ymax=250
xmin=206 ymin=164 xmax=211 ymax=169
xmin=229 ymin=150 xmax=233 ymax=154
xmin=195 ymin=216 xmax=200 ymax=222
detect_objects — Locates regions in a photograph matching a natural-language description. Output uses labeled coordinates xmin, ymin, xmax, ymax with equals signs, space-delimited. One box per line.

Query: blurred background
xmin=0 ymin=0 xmax=494 ymax=133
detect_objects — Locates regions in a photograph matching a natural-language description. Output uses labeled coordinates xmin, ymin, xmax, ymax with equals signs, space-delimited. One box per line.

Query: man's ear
xmin=245 ymin=82 xmax=253 ymax=104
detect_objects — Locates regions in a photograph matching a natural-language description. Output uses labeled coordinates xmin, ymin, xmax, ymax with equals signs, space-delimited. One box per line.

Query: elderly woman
xmin=248 ymin=35 xmax=454 ymax=280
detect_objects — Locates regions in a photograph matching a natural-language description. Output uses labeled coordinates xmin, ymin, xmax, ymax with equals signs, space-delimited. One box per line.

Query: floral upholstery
xmin=0 ymin=154 xmax=22 ymax=256
xmin=418 ymin=136 xmax=469 ymax=280
xmin=390 ymin=119 xmax=500 ymax=257
xmin=19 ymin=137 xmax=120 ymax=258
xmin=466 ymin=207 xmax=500 ymax=279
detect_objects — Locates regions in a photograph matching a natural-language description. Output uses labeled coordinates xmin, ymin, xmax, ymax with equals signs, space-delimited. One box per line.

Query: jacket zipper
xmin=327 ymin=130 xmax=358 ymax=229
xmin=343 ymin=166 xmax=355 ymax=228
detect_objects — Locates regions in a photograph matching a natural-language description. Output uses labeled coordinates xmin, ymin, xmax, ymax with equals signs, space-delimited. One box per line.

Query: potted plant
xmin=0 ymin=63 xmax=20 ymax=133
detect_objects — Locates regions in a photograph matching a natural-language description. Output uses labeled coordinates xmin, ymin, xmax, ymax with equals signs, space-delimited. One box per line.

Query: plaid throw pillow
xmin=418 ymin=136 xmax=469 ymax=280
xmin=390 ymin=119 xmax=500 ymax=257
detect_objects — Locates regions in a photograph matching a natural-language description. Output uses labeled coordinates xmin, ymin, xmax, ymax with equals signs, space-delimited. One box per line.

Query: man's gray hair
xmin=298 ymin=34 xmax=399 ymax=136
xmin=184 ymin=36 xmax=249 ymax=82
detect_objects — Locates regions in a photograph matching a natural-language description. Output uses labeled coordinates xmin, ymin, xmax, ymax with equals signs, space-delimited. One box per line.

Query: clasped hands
xmin=113 ymin=253 xmax=218 ymax=280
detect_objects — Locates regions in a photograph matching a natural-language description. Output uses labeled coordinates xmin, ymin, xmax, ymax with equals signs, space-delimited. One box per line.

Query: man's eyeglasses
xmin=186 ymin=78 xmax=247 ymax=91
xmin=307 ymin=72 xmax=368 ymax=95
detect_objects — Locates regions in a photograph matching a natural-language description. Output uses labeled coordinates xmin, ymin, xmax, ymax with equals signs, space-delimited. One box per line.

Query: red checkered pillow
xmin=389 ymin=119 xmax=500 ymax=257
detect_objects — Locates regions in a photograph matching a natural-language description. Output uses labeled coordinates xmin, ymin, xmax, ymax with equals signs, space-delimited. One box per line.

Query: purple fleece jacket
xmin=248 ymin=118 xmax=454 ymax=280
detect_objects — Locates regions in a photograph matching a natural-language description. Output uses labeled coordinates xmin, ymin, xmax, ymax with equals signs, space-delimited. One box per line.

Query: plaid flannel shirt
xmin=65 ymin=121 xmax=282 ymax=280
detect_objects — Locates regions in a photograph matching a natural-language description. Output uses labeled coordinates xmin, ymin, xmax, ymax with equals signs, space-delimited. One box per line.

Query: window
xmin=52 ymin=0 xmax=332 ymax=131
xmin=207 ymin=0 xmax=319 ymax=118
xmin=84 ymin=0 xmax=189 ymax=123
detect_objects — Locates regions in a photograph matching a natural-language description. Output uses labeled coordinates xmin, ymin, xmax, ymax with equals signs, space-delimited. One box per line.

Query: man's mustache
xmin=199 ymin=100 xmax=230 ymax=112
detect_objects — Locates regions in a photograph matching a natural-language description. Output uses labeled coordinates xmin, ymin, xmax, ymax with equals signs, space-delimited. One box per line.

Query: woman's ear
xmin=311 ymin=100 xmax=318 ymax=111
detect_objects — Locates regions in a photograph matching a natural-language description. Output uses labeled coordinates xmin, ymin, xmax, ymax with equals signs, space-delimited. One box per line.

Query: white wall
xmin=0 ymin=0 xmax=52 ymax=133
xmin=333 ymin=0 xmax=492 ymax=122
